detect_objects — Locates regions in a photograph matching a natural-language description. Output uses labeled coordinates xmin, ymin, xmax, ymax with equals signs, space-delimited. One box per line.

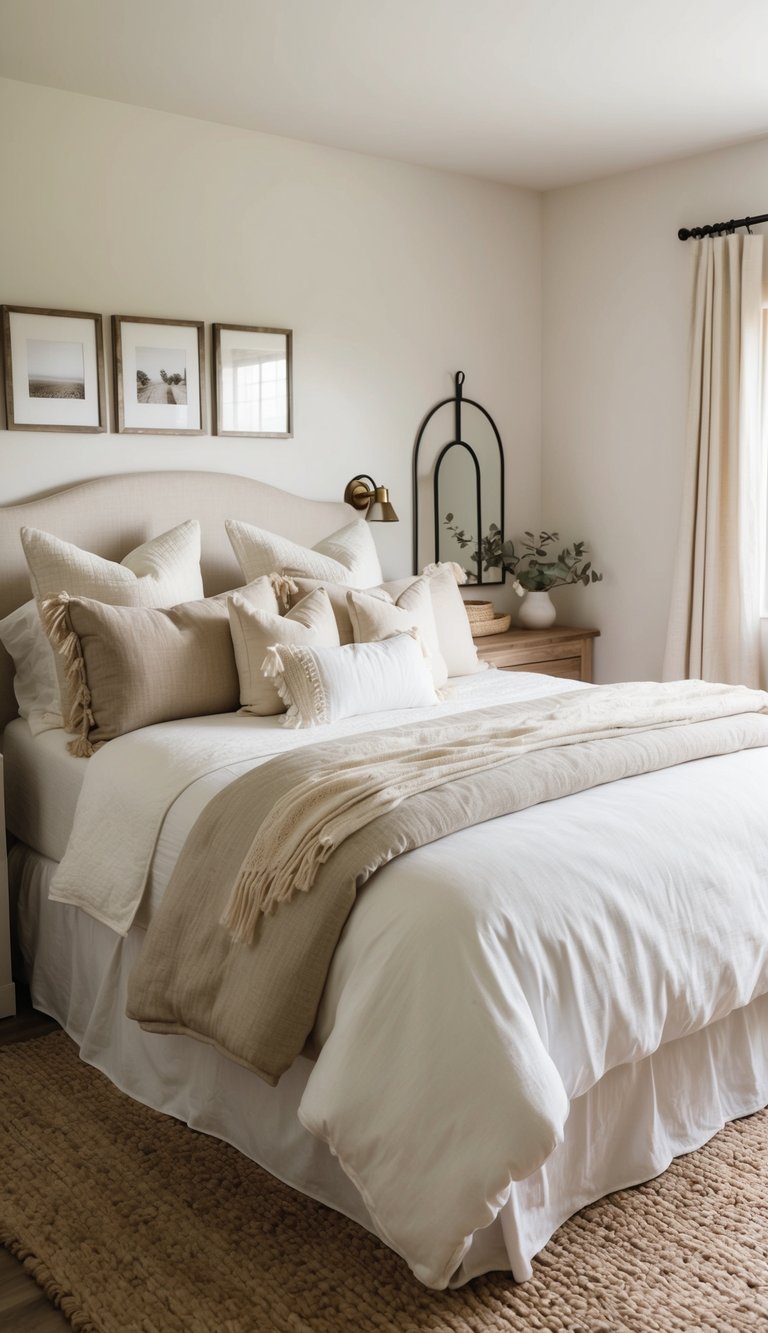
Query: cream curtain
xmin=663 ymin=234 xmax=764 ymax=687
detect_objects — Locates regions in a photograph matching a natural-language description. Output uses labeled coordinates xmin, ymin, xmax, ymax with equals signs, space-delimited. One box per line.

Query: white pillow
xmin=225 ymin=518 xmax=383 ymax=589
xmin=0 ymin=599 xmax=63 ymax=736
xmin=381 ymin=563 xmax=485 ymax=677
xmin=228 ymin=588 xmax=340 ymax=716
xmin=346 ymin=578 xmax=448 ymax=688
xmin=21 ymin=520 xmax=205 ymax=715
xmin=21 ymin=520 xmax=204 ymax=608
xmin=263 ymin=633 xmax=437 ymax=728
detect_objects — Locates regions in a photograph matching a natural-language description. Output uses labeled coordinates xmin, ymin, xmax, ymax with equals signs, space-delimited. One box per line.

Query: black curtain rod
xmin=678 ymin=212 xmax=768 ymax=240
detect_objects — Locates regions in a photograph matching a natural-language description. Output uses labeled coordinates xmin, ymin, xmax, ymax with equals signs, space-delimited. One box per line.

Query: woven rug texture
xmin=1 ymin=1032 xmax=767 ymax=1333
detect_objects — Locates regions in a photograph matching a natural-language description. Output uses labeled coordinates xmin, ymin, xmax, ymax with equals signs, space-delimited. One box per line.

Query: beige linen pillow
xmin=285 ymin=577 xmax=392 ymax=643
xmin=227 ymin=588 xmax=340 ymax=716
xmin=226 ymin=517 xmax=383 ymax=588
xmin=381 ymin=564 xmax=485 ymax=677
xmin=21 ymin=520 xmax=206 ymax=716
xmin=264 ymin=634 xmax=438 ymax=729
xmin=346 ymin=579 xmax=448 ymax=688
xmin=40 ymin=582 xmax=278 ymax=757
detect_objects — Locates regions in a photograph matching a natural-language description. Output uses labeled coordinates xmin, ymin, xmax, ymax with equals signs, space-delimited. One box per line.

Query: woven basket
xmin=464 ymin=600 xmax=495 ymax=623
xmin=470 ymin=614 xmax=511 ymax=637
xmin=464 ymin=601 xmax=512 ymax=637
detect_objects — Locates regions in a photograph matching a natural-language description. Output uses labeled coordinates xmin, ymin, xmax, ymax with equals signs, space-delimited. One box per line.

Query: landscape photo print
xmin=135 ymin=346 xmax=187 ymax=406
xmin=1 ymin=305 xmax=106 ymax=431
xmin=113 ymin=315 xmax=204 ymax=433
xmin=27 ymin=337 xmax=85 ymax=399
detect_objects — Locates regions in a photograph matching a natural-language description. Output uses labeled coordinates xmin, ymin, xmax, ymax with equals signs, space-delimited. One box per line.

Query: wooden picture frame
xmin=212 ymin=324 xmax=292 ymax=438
xmin=1 ymin=304 xmax=106 ymax=432
xmin=113 ymin=315 xmax=205 ymax=435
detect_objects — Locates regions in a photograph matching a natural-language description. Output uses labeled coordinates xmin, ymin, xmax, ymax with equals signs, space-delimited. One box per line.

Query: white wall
xmin=542 ymin=136 xmax=768 ymax=683
xmin=9 ymin=78 xmax=767 ymax=673
xmin=0 ymin=78 xmax=542 ymax=580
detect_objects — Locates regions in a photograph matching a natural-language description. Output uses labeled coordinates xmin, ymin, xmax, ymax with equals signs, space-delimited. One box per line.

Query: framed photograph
xmin=213 ymin=324 xmax=292 ymax=438
xmin=1 ymin=305 xmax=106 ymax=432
xmin=113 ymin=315 xmax=205 ymax=434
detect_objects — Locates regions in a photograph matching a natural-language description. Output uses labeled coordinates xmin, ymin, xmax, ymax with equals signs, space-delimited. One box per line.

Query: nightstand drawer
xmin=473 ymin=624 xmax=599 ymax=683
xmin=503 ymin=656 xmax=583 ymax=680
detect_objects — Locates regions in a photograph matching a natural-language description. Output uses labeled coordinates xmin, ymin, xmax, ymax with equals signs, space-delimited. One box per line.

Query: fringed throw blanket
xmin=127 ymin=681 xmax=768 ymax=1084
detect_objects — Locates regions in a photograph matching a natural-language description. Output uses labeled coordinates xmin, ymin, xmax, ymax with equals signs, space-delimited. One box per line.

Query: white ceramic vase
xmin=518 ymin=589 xmax=556 ymax=629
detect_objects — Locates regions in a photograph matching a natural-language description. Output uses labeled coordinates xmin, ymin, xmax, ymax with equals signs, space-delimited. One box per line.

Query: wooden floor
xmin=0 ymin=991 xmax=70 ymax=1331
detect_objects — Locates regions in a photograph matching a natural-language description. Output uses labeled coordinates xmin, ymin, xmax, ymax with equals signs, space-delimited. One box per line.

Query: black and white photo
xmin=27 ymin=338 xmax=85 ymax=399
xmin=135 ymin=346 xmax=187 ymax=405
xmin=113 ymin=315 xmax=204 ymax=433
xmin=2 ymin=305 xmax=105 ymax=431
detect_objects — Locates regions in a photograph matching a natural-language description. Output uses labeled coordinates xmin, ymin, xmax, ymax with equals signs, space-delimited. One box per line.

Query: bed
xmin=2 ymin=470 xmax=768 ymax=1292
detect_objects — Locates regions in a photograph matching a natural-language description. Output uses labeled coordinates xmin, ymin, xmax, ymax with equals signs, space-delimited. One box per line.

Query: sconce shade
xmin=367 ymin=497 xmax=399 ymax=522
xmin=344 ymin=475 xmax=399 ymax=522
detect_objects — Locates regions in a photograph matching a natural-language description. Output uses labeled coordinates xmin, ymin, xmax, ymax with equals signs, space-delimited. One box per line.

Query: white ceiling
xmin=2 ymin=0 xmax=768 ymax=190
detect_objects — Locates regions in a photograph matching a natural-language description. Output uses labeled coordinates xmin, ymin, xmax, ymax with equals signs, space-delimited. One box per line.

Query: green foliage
xmin=444 ymin=517 xmax=603 ymax=591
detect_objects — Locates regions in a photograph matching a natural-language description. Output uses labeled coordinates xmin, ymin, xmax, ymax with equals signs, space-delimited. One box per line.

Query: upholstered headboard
xmin=0 ymin=470 xmax=354 ymax=733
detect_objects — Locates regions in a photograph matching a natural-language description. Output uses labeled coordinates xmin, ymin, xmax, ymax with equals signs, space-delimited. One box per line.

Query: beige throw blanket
xmin=127 ymin=681 xmax=768 ymax=1084
xmin=223 ymin=678 xmax=768 ymax=937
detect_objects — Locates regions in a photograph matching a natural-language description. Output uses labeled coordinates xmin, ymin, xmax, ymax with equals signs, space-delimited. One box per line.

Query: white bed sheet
xmin=4 ymin=719 xmax=86 ymax=862
xmin=12 ymin=842 xmax=768 ymax=1289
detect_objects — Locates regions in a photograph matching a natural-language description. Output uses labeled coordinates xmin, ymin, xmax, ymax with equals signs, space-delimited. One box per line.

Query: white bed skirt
xmin=11 ymin=840 xmax=768 ymax=1287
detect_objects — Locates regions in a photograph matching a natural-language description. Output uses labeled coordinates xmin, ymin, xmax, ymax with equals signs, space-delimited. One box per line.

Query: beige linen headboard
xmin=0 ymin=470 xmax=353 ymax=733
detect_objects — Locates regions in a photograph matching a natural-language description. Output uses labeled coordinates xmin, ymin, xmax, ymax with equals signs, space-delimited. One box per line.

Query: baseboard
xmin=0 ymin=981 xmax=17 ymax=1018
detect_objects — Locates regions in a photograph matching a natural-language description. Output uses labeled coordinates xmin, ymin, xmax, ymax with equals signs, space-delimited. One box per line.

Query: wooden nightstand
xmin=474 ymin=625 xmax=599 ymax=682
xmin=0 ymin=754 xmax=16 ymax=1017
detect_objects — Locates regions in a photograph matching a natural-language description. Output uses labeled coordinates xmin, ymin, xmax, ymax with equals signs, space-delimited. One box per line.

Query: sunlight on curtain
xmin=663 ymin=234 xmax=765 ymax=687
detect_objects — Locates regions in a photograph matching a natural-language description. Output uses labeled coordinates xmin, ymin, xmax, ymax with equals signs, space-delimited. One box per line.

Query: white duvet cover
xmin=36 ymin=670 xmax=768 ymax=1288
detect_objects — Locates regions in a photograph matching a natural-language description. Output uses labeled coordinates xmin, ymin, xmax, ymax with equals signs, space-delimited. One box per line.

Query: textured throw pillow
xmin=263 ymin=633 xmax=438 ymax=728
xmin=21 ymin=520 xmax=204 ymax=608
xmin=0 ymin=599 xmax=63 ymax=735
xmin=225 ymin=518 xmax=383 ymax=589
xmin=381 ymin=564 xmax=485 ymax=677
xmin=228 ymin=588 xmax=340 ymax=716
xmin=40 ymin=585 xmax=278 ymax=756
xmin=21 ymin=520 xmax=206 ymax=716
xmin=285 ymin=577 xmax=392 ymax=644
xmin=346 ymin=579 xmax=448 ymax=688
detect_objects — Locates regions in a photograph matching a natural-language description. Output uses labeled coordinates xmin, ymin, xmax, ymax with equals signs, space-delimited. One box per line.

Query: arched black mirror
xmin=412 ymin=371 xmax=505 ymax=584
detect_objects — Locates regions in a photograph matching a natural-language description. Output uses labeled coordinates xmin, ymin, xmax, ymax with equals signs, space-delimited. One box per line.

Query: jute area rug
xmin=1 ymin=1034 xmax=766 ymax=1333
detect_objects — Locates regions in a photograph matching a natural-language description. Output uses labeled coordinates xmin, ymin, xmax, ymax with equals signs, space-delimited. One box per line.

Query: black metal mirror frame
xmin=412 ymin=370 xmax=505 ymax=584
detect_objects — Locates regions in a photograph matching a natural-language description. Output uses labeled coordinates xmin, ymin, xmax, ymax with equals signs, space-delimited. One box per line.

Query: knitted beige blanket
xmin=222 ymin=678 xmax=768 ymax=941
xmin=127 ymin=680 xmax=768 ymax=1084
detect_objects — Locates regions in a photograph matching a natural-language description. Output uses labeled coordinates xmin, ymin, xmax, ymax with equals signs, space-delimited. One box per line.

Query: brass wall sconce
xmin=343 ymin=474 xmax=399 ymax=522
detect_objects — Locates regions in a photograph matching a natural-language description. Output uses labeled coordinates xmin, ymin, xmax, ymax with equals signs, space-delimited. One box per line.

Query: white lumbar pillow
xmin=228 ymin=588 xmax=340 ymax=715
xmin=0 ymin=599 xmax=63 ymax=735
xmin=381 ymin=563 xmax=485 ymax=677
xmin=346 ymin=578 xmax=448 ymax=688
xmin=263 ymin=633 xmax=438 ymax=728
xmin=20 ymin=519 xmax=205 ymax=714
xmin=225 ymin=518 xmax=383 ymax=589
